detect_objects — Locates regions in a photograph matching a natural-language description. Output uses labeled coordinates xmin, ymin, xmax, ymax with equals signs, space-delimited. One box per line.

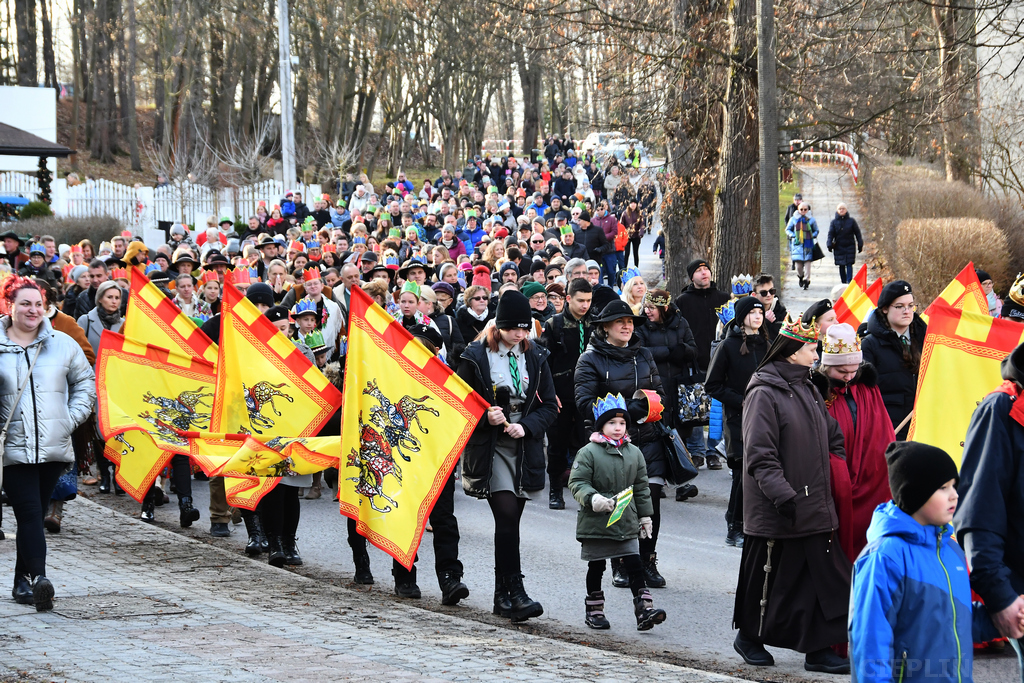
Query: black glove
xmin=777 ymin=498 xmax=797 ymax=525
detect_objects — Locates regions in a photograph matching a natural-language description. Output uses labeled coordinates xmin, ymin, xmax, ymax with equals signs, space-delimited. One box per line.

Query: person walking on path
xmin=2 ymin=276 xmax=94 ymax=612
xmin=810 ymin=323 xmax=894 ymax=561
xmin=733 ymin=316 xmax=851 ymax=674
xmin=458 ymin=291 xmax=556 ymax=623
xmin=785 ymin=202 xmax=819 ymax=290
xmin=861 ymin=280 xmax=926 ymax=440
xmin=826 ymin=203 xmax=862 ymax=285
xmin=569 ymin=393 xmax=667 ymax=632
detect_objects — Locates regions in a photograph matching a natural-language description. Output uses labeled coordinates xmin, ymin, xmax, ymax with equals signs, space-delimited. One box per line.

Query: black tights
xmin=487 ymin=491 xmax=526 ymax=575
xmin=259 ymin=484 xmax=299 ymax=539
xmin=638 ymin=482 xmax=662 ymax=556
xmin=589 ymin=555 xmax=645 ymax=596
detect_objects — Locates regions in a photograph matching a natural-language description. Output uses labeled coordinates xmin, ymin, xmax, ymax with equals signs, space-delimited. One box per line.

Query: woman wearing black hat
xmin=457 ymin=290 xmax=557 ymax=623
xmin=861 ymin=280 xmax=926 ymax=440
xmin=800 ymin=298 xmax=837 ymax=363
xmin=733 ymin=317 xmax=851 ymax=674
xmin=704 ymin=296 xmax=770 ymax=548
xmin=575 ymin=299 xmax=670 ymax=588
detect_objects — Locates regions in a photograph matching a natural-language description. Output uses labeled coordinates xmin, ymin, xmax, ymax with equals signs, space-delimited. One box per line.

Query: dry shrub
xmin=15 ymin=215 xmax=125 ymax=249
xmin=895 ymin=218 xmax=1008 ymax=305
xmin=993 ymin=198 xmax=1024 ymax=282
xmin=866 ymin=168 xmax=995 ymax=272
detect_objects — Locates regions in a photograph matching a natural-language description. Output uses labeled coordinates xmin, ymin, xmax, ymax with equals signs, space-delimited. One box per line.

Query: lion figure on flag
xmin=143 ymin=387 xmax=213 ymax=431
xmin=242 ymin=381 xmax=294 ymax=434
xmin=363 ymin=379 xmax=439 ymax=462
xmin=346 ymin=412 xmax=401 ymax=513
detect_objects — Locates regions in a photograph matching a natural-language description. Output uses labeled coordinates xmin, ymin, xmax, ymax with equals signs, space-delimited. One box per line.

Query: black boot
xmin=267 ymin=536 xmax=286 ymax=567
xmin=611 ymin=557 xmax=629 ymax=588
xmin=282 ymin=536 xmax=303 ymax=566
xmin=243 ymin=513 xmax=263 ymax=556
xmin=492 ymin=570 xmax=512 ymax=617
xmin=734 ymin=630 xmax=775 ymax=666
xmin=394 ymin=564 xmax=421 ymax=598
xmin=140 ymin=489 xmax=157 ymax=523
xmin=633 ymin=588 xmax=667 ymax=631
xmin=112 ymin=468 xmax=125 ymax=496
xmin=12 ymin=575 xmax=33 ymax=605
xmin=178 ymin=496 xmax=201 ymax=528
xmin=585 ymin=591 xmax=610 ymax=629
xmin=352 ymin=547 xmax=374 ymax=584
xmin=643 ymin=552 xmax=666 ymax=588
xmin=98 ymin=463 xmax=112 ymax=494
xmin=439 ymin=570 xmax=469 ymax=606
xmin=31 ymin=575 xmax=54 ymax=612
xmin=726 ymin=523 xmax=745 ymax=548
xmin=675 ymin=483 xmax=698 ymax=501
xmin=548 ymin=485 xmax=565 ymax=510
xmin=805 ymin=647 xmax=850 ymax=674
xmin=503 ymin=574 xmax=543 ymax=622
xmin=152 ymin=485 xmax=167 ymax=506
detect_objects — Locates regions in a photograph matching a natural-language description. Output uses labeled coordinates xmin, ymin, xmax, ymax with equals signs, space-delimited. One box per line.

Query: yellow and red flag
xmin=210 ymin=280 xmax=342 ymax=437
xmin=125 ymin=266 xmax=218 ymax=365
xmin=95 ymin=330 xmax=217 ymax=500
xmin=909 ymin=302 xmax=1024 ymax=466
xmin=924 ymin=262 xmax=989 ymax=320
xmin=340 ymin=286 xmax=488 ymax=569
xmin=833 ymin=264 xmax=883 ymax=328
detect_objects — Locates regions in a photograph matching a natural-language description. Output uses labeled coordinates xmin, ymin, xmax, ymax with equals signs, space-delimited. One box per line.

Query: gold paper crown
xmin=644 ymin=291 xmax=670 ymax=308
xmin=779 ymin=314 xmax=818 ymax=344
xmin=822 ymin=334 xmax=860 ymax=356
xmin=1010 ymin=272 xmax=1024 ymax=307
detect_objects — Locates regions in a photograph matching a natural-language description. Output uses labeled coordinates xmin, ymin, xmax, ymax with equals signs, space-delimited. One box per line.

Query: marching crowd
xmin=2 ymin=143 xmax=1024 ymax=680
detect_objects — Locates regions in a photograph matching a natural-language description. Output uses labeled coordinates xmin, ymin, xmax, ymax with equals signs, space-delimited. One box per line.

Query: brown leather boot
xmin=43 ymin=501 xmax=63 ymax=533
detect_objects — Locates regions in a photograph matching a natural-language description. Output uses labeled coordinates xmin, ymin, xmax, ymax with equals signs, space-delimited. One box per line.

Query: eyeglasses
xmin=529 ymin=294 xmax=547 ymax=302
xmin=798 ymin=208 xmax=808 ymax=212
xmin=530 ymin=238 xmax=544 ymax=244
xmin=891 ymin=303 xmax=917 ymax=312
xmin=757 ymin=288 xmax=775 ymax=296
xmin=470 ymin=295 xmax=488 ymax=301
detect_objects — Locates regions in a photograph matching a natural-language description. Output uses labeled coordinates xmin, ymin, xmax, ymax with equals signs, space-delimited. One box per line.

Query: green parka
xmin=568 ymin=438 xmax=654 ymax=542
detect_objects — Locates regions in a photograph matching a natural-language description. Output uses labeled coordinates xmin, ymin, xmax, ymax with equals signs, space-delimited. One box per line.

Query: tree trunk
xmin=40 ymin=0 xmax=56 ymax=90
xmin=932 ymin=0 xmax=977 ymax=183
xmin=14 ymin=0 xmax=37 ymax=87
xmin=710 ymin=0 xmax=761 ymax=283
xmin=126 ymin=0 xmax=140 ymax=171
xmin=69 ymin=0 xmax=83 ymax=170
xmin=517 ymin=47 xmax=542 ymax=161
xmin=756 ymin=0 xmax=780 ymax=284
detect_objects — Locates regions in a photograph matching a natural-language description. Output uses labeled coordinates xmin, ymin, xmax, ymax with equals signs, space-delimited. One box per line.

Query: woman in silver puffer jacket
xmin=0 ymin=276 xmax=94 ymax=612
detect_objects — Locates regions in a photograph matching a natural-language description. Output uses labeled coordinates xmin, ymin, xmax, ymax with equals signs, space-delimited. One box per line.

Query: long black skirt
xmin=733 ymin=532 xmax=851 ymax=653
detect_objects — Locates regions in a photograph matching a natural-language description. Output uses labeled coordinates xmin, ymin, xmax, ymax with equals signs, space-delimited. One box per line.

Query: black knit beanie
xmin=687 ymin=258 xmax=710 ymax=280
xmin=494 ymin=290 xmax=532 ymax=330
xmin=885 ymin=441 xmax=959 ymax=515
xmin=732 ymin=296 xmax=764 ymax=328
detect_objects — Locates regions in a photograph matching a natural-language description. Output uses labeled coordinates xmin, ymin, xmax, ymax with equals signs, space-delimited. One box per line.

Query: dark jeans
xmin=623 ymin=237 xmax=642 ymax=268
xmin=588 ymin=554 xmax=645 ymax=596
xmin=392 ymin=473 xmax=462 ymax=581
xmin=546 ymin=391 xmax=586 ymax=486
xmin=3 ymin=461 xmax=66 ymax=579
xmin=601 ymin=253 xmax=620 ymax=287
xmin=149 ymin=453 xmax=192 ymax=500
xmin=838 ymin=264 xmax=853 ymax=284
xmin=726 ymin=460 xmax=743 ymax=526
xmin=259 ymin=484 xmax=299 ymax=539
xmin=638 ymin=482 xmax=662 ymax=556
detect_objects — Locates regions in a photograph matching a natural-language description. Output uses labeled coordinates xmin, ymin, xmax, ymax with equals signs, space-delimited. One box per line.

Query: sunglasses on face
xmin=757 ymin=288 xmax=776 ymax=296
xmin=470 ymin=295 xmax=488 ymax=301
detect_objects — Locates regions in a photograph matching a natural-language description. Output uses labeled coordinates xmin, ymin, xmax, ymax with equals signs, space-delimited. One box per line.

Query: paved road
xmin=782 ymin=164 xmax=866 ymax=318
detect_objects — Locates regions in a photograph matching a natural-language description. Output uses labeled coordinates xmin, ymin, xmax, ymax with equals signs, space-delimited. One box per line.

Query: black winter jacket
xmin=826 ymin=213 xmax=863 ymax=267
xmin=704 ymin=324 xmax=769 ymax=461
xmin=860 ymin=308 xmax=927 ymax=439
xmin=578 ymin=224 xmax=611 ymax=259
xmin=636 ymin=306 xmax=697 ymax=428
xmin=455 ymin=306 xmax=493 ymax=347
xmin=432 ymin=312 xmax=465 ymax=368
xmin=674 ymin=283 xmax=731 ymax=372
xmin=457 ymin=340 xmax=557 ymax=497
xmin=574 ymin=331 xmax=668 ymax=477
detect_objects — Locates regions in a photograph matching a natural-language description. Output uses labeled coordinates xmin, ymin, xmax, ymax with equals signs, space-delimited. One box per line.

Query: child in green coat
xmin=569 ymin=393 xmax=667 ymax=631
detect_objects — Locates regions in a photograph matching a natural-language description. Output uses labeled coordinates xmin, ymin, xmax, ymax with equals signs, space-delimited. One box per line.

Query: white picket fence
xmin=0 ymin=172 xmax=321 ymax=239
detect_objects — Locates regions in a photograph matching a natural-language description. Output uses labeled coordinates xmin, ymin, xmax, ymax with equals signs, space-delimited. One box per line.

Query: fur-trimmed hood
xmin=811 ymin=361 xmax=878 ymax=398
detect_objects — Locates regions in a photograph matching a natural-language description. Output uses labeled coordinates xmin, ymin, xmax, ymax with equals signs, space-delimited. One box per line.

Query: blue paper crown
xmin=731 ymin=274 xmax=753 ymax=296
xmin=290 ymin=297 xmax=318 ymax=317
xmin=716 ymin=300 xmax=735 ymax=325
xmin=145 ymin=263 xmax=160 ymax=274
xmin=305 ymin=240 xmax=321 ymax=250
xmin=29 ymin=244 xmax=45 ymax=254
xmin=410 ymin=255 xmax=426 ymax=265
xmin=593 ymin=393 xmax=628 ymax=423
xmin=246 ymin=266 xmax=259 ymax=281
xmin=620 ymin=267 xmax=642 ymax=285
xmin=385 ymin=255 xmax=399 ymax=267
xmin=353 ymin=236 xmax=367 ymax=245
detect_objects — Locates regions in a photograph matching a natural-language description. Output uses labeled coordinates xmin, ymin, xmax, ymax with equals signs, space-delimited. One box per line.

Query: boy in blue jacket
xmin=850 ymin=442 xmax=972 ymax=682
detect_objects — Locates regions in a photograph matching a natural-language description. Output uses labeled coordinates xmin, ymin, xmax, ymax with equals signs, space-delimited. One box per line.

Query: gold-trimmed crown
xmin=780 ymin=314 xmax=818 ymax=344
xmin=822 ymin=334 xmax=860 ymax=356
xmin=1010 ymin=272 xmax=1024 ymax=306
xmin=644 ymin=291 xmax=670 ymax=308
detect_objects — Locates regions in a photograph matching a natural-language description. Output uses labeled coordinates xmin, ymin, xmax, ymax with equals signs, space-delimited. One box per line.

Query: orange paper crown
xmin=302 ymin=268 xmax=322 ymax=283
xmin=633 ymin=389 xmax=664 ymax=424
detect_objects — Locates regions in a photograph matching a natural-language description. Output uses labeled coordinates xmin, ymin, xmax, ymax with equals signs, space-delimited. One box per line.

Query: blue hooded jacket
xmin=850 ymin=501 xmax=972 ymax=683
